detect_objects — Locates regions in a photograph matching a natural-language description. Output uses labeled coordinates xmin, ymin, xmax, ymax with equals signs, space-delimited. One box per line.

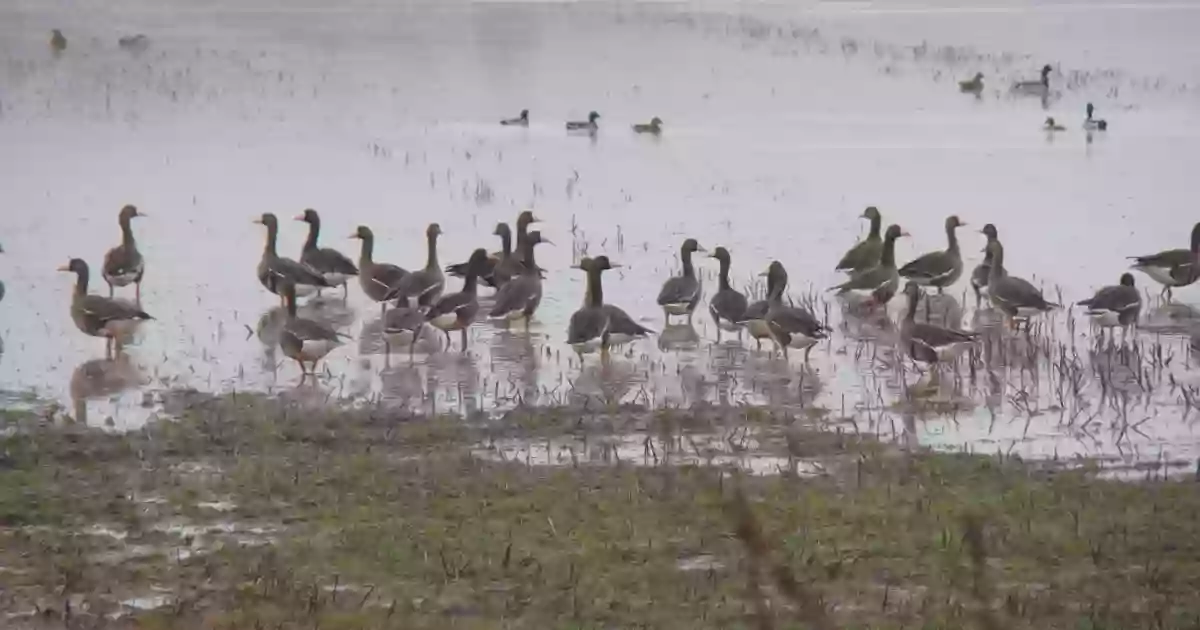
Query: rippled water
xmin=3 ymin=0 xmax=1200 ymax=465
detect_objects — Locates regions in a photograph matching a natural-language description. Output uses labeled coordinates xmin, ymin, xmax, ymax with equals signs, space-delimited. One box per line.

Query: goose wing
xmin=656 ymin=276 xmax=700 ymax=306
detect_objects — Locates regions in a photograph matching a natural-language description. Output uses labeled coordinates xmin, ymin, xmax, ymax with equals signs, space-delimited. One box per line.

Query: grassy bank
xmin=2 ymin=394 xmax=1200 ymax=629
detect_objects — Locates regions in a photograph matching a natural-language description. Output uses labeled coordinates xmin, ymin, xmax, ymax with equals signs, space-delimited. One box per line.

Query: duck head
xmin=650 ymin=117 xmax=663 ymax=127
xmin=588 ymin=111 xmax=600 ymax=123
xmin=973 ymin=72 xmax=984 ymax=81
xmin=57 ymin=257 xmax=89 ymax=275
xmin=1086 ymin=103 xmax=1095 ymax=119
xmin=519 ymin=109 xmax=529 ymax=119
xmin=980 ymin=223 xmax=998 ymax=240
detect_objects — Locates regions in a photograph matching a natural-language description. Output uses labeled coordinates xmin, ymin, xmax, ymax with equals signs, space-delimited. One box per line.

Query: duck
xmin=899 ymin=281 xmax=979 ymax=366
xmin=970 ymin=224 xmax=1000 ymax=308
xmin=101 ymin=204 xmax=147 ymax=303
xmin=425 ymin=248 xmax=488 ymax=351
xmin=500 ymin=109 xmax=529 ymax=126
xmin=1012 ymin=64 xmax=1052 ymax=96
xmin=278 ymin=280 xmax=347 ymax=378
xmin=1077 ymin=272 xmax=1141 ymax=337
xmin=394 ymin=223 xmax=446 ymax=304
xmin=294 ymin=208 xmax=358 ymax=298
xmin=761 ymin=261 xmax=831 ymax=362
xmin=118 ymin=34 xmax=150 ymax=53
xmin=1083 ymin=103 xmax=1109 ymax=131
xmin=707 ymin=247 xmax=749 ymax=342
xmin=255 ymin=213 xmax=332 ymax=306
xmin=489 ymin=231 xmax=552 ymax=329
xmin=738 ymin=265 xmax=781 ymax=351
xmin=985 ymin=239 xmax=1060 ymax=327
xmin=1128 ymin=222 xmax=1200 ymax=301
xmin=566 ymin=111 xmax=600 ymax=133
xmin=382 ymin=292 xmax=429 ymax=358
xmin=829 ymin=224 xmax=908 ymax=307
xmin=835 ymin=206 xmax=884 ymax=273
xmin=899 ymin=215 xmax=966 ymax=294
xmin=959 ymin=72 xmax=984 ymax=95
xmin=1044 ymin=117 xmax=1066 ymax=132
xmin=50 ymin=29 xmax=67 ymax=55
xmin=632 ymin=117 xmax=663 ymax=135
xmin=58 ymin=258 xmax=153 ymax=357
xmin=657 ymin=238 xmax=706 ymax=323
xmin=350 ymin=225 xmax=409 ymax=316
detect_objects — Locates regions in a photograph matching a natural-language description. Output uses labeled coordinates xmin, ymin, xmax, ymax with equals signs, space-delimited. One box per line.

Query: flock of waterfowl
xmin=958 ymin=64 xmax=1111 ymax=134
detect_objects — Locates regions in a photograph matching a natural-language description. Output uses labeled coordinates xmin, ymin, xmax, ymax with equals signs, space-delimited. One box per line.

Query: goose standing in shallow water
xmin=425 ymin=248 xmax=488 ymax=352
xmin=566 ymin=111 xmax=600 ymax=133
xmin=500 ymin=109 xmax=529 ymax=126
xmin=632 ymin=117 xmax=663 ymax=135
xmin=835 ymin=206 xmax=884 ymax=273
xmin=971 ymin=224 xmax=1000 ymax=308
xmin=899 ymin=215 xmax=966 ymax=294
xmin=255 ymin=213 xmax=332 ymax=305
xmin=102 ymin=204 xmax=147 ymax=303
xmin=959 ymin=72 xmax=984 ymax=95
xmin=1083 ymin=103 xmax=1108 ymax=131
xmin=707 ymin=247 xmax=749 ymax=342
xmin=350 ymin=225 xmax=409 ymax=317
xmin=382 ymin=292 xmax=429 ymax=359
xmin=738 ymin=263 xmax=781 ymax=351
xmin=761 ymin=261 xmax=830 ymax=362
xmin=1128 ymin=222 xmax=1200 ymax=301
xmin=569 ymin=256 xmax=652 ymax=358
xmin=395 ymin=223 xmax=446 ymax=304
xmin=985 ymin=240 xmax=1059 ymax=328
xmin=59 ymin=258 xmax=153 ymax=358
xmin=1012 ymin=64 xmax=1052 ymax=96
xmin=829 ymin=224 xmax=908 ymax=308
xmin=295 ymin=208 xmax=358 ymax=298
xmin=1077 ymin=272 xmax=1141 ymax=340
xmin=489 ymin=231 xmax=552 ymax=329
xmin=900 ymin=281 xmax=979 ymax=367
xmin=278 ymin=280 xmax=347 ymax=379
xmin=657 ymin=238 xmax=706 ymax=324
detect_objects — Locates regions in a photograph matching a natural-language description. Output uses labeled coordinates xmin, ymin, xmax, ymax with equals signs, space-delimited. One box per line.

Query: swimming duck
xmin=278 ymin=280 xmax=347 ymax=378
xmin=59 ymin=258 xmax=153 ymax=358
xmin=566 ymin=111 xmax=600 ymax=133
xmin=1044 ymin=117 xmax=1066 ymax=132
xmin=657 ymin=238 xmax=706 ymax=323
xmin=829 ymin=224 xmax=908 ymax=307
xmin=1083 ymin=103 xmax=1108 ymax=131
xmin=985 ymin=240 xmax=1060 ymax=327
xmin=970 ymin=224 xmax=1000 ymax=308
xmin=1077 ymin=272 xmax=1140 ymax=336
xmin=295 ymin=208 xmax=358 ymax=298
xmin=835 ymin=206 xmax=884 ymax=273
xmin=425 ymin=248 xmax=488 ymax=351
xmin=350 ymin=225 xmax=409 ymax=316
xmin=1128 ymin=222 xmax=1200 ymax=301
xmin=101 ymin=204 xmax=147 ymax=303
xmin=489 ymin=231 xmax=552 ymax=329
xmin=1012 ymin=64 xmax=1052 ymax=96
xmin=501 ymin=109 xmax=529 ymax=126
xmin=395 ymin=223 xmax=446 ymax=304
xmin=382 ymin=291 xmax=431 ymax=358
xmin=761 ymin=261 xmax=831 ymax=362
xmin=959 ymin=72 xmax=984 ymax=95
xmin=633 ymin=117 xmax=663 ymax=135
xmin=255 ymin=213 xmax=332 ymax=305
xmin=899 ymin=281 xmax=979 ymax=366
xmin=118 ymin=34 xmax=150 ymax=53
xmin=50 ymin=29 xmax=66 ymax=55
xmin=707 ymin=247 xmax=749 ymax=342
xmin=899 ymin=215 xmax=966 ymax=294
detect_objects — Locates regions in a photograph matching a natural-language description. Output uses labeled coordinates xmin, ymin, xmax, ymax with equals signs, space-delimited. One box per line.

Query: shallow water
xmin=2 ymin=0 xmax=1200 ymax=465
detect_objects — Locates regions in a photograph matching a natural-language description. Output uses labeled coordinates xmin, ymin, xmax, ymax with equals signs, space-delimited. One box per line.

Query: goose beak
xmin=758 ymin=270 xmax=769 ymax=277
xmin=610 ymin=263 xmax=624 ymax=269
xmin=696 ymin=245 xmax=708 ymax=253
xmin=135 ymin=211 xmax=148 ymax=218
xmin=541 ymin=237 xmax=555 ymax=246
xmin=348 ymin=233 xmax=360 ymax=239
xmin=252 ymin=219 xmax=263 ymax=225
xmin=293 ymin=214 xmax=306 ymax=221
xmin=56 ymin=264 xmax=70 ymax=272
xmin=900 ymin=231 xmax=911 ymax=237
xmin=957 ymin=221 xmax=968 ymax=227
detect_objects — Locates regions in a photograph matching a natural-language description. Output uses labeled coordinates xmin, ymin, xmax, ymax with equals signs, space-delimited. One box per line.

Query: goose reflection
xmin=357 ymin=316 xmax=440 ymax=359
xmin=425 ymin=351 xmax=483 ymax=415
xmin=1141 ymin=301 xmax=1200 ymax=334
xmin=741 ymin=354 xmax=823 ymax=409
xmin=568 ymin=358 xmax=642 ymax=407
xmin=489 ymin=329 xmax=543 ymax=406
xmin=258 ymin=299 xmax=356 ymax=348
xmin=916 ymin=293 xmax=964 ymax=330
xmin=68 ymin=353 xmax=144 ymax=426
xmin=657 ymin=322 xmax=701 ymax=352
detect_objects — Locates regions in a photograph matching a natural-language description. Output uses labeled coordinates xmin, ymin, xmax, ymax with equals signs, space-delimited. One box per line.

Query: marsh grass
xmin=4 ymin=396 xmax=1200 ymax=628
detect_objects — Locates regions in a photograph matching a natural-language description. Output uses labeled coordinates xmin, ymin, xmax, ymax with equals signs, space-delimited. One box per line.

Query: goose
xmin=425 ymin=248 xmax=488 ymax=352
xmin=985 ymin=239 xmax=1060 ymax=327
xmin=568 ymin=256 xmax=615 ymax=358
xmin=278 ymin=280 xmax=347 ymax=378
xmin=1012 ymin=64 xmax=1052 ymax=96
xmin=829 ymin=224 xmax=908 ymax=307
xmin=657 ymin=238 xmax=706 ymax=323
xmin=101 ymin=204 xmax=147 ymax=303
xmin=350 ymin=225 xmax=409 ymax=316
xmin=632 ymin=117 xmax=663 ymax=135
xmin=835 ymin=206 xmax=884 ymax=273
xmin=899 ymin=215 xmax=966 ymax=294
xmin=255 ymin=213 xmax=332 ymax=305
xmin=707 ymin=247 xmax=749 ymax=342
xmin=382 ymin=292 xmax=430 ymax=358
xmin=566 ymin=111 xmax=600 ymax=133
xmin=1044 ymin=117 xmax=1066 ymax=132
xmin=738 ymin=265 xmax=780 ymax=351
xmin=1077 ymin=272 xmax=1141 ymax=337
xmin=1128 ymin=222 xmax=1200 ymax=301
xmin=489 ymin=231 xmax=552 ymax=329
xmin=295 ymin=208 xmax=358 ymax=298
xmin=959 ymin=72 xmax=984 ymax=95
xmin=50 ymin=29 xmax=66 ymax=55
xmin=448 ymin=211 xmax=541 ymax=288
xmin=761 ymin=261 xmax=831 ymax=362
xmin=899 ymin=281 xmax=979 ymax=366
xmin=58 ymin=258 xmax=153 ymax=357
xmin=1083 ymin=103 xmax=1109 ymax=131
xmin=501 ymin=109 xmax=529 ymax=126
xmin=970 ymin=224 xmax=999 ymax=308
xmin=446 ymin=222 xmax=510 ymax=289
xmin=395 ymin=223 xmax=446 ymax=304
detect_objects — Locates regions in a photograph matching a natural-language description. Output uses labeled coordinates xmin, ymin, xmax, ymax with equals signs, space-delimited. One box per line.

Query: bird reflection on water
xmin=69 ymin=353 xmax=144 ymax=428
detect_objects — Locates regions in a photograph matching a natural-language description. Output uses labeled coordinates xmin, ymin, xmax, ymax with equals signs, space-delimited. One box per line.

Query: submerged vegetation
xmin=2 ymin=395 xmax=1200 ymax=628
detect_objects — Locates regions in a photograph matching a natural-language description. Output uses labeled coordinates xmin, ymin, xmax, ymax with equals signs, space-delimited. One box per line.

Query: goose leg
xmin=972 ymin=285 xmax=981 ymax=309
xmin=135 ymin=281 xmax=142 ymax=305
xmin=443 ymin=330 xmax=451 ymax=350
xmin=460 ymin=328 xmax=468 ymax=352
xmin=108 ymin=283 xmax=114 ymax=298
xmin=804 ymin=345 xmax=813 ymax=363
